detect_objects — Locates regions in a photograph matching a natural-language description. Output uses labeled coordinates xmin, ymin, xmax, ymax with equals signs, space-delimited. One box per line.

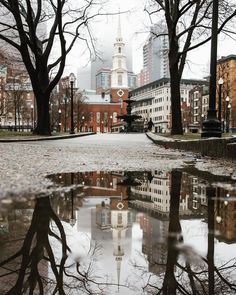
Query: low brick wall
xmin=146 ymin=133 xmax=236 ymax=159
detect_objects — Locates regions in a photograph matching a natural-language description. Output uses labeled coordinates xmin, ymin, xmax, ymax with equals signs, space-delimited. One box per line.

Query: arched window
xmin=118 ymin=47 xmax=121 ymax=53
xmin=118 ymin=74 xmax=122 ymax=86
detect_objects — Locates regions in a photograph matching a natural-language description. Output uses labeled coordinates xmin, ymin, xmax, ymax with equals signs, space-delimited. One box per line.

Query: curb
xmin=146 ymin=132 xmax=236 ymax=159
xmin=0 ymin=132 xmax=96 ymax=143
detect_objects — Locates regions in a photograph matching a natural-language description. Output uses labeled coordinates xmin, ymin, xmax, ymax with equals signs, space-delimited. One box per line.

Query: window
xmin=113 ymin=112 xmax=118 ymax=123
xmin=96 ymin=112 xmax=100 ymax=123
xmin=118 ymin=213 xmax=122 ymax=224
xmin=118 ymin=74 xmax=122 ymax=86
xmin=104 ymin=112 xmax=108 ymax=125
xmin=118 ymin=47 xmax=121 ymax=53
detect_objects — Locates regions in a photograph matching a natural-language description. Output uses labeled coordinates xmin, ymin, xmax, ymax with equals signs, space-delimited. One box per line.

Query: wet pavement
xmin=0 ymin=134 xmax=236 ymax=294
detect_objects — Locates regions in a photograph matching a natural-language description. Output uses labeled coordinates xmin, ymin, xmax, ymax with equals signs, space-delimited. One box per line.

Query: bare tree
xmin=0 ymin=0 xmax=108 ymax=135
xmin=145 ymin=0 xmax=236 ymax=135
xmin=0 ymin=194 xmax=130 ymax=294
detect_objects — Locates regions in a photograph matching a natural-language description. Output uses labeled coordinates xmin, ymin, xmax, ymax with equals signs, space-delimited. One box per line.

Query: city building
xmin=217 ymin=54 xmax=236 ymax=132
xmin=189 ymin=85 xmax=209 ymax=132
xmin=96 ymin=68 xmax=137 ymax=95
xmin=96 ymin=68 xmax=111 ymax=94
xmin=0 ymin=52 xmax=35 ymax=129
xmin=138 ymin=21 xmax=169 ymax=87
xmin=130 ymin=77 xmax=208 ymax=133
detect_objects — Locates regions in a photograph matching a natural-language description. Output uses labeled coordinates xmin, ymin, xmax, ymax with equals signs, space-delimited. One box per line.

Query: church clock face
xmin=117 ymin=89 xmax=124 ymax=97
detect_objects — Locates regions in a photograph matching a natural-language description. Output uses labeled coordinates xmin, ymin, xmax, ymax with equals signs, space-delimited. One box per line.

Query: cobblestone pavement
xmin=0 ymin=133 xmax=235 ymax=198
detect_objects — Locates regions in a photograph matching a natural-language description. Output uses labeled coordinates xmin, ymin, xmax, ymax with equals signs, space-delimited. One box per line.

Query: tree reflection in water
xmin=1 ymin=170 xmax=236 ymax=295
xmin=0 ymin=195 xmax=111 ymax=295
xmin=143 ymin=169 xmax=236 ymax=295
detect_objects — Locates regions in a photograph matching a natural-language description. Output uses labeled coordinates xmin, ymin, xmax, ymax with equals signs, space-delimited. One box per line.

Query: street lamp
xmin=69 ymin=173 xmax=76 ymax=227
xmin=226 ymin=103 xmax=231 ymax=133
xmin=81 ymin=115 xmax=85 ymax=132
xmin=218 ymin=78 xmax=223 ymax=126
xmin=224 ymin=96 xmax=230 ymax=132
xmin=69 ymin=73 xmax=76 ymax=134
xmin=201 ymin=114 xmax=204 ymax=131
xmin=201 ymin=0 xmax=221 ymax=138
xmin=216 ymin=190 xmax=222 ymax=224
xmin=64 ymin=95 xmax=68 ymax=132
xmin=58 ymin=109 xmax=62 ymax=132
xmin=30 ymin=104 xmax=34 ymax=131
xmin=61 ymin=77 xmax=69 ymax=132
xmin=110 ymin=115 xmax=113 ymax=133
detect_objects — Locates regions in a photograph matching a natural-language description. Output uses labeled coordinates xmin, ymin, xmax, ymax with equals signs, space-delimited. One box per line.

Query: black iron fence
xmin=0 ymin=125 xmax=33 ymax=132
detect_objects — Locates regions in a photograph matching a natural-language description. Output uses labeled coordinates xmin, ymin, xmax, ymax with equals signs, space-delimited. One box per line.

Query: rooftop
xmin=218 ymin=54 xmax=236 ymax=63
xmin=130 ymin=77 xmax=208 ymax=94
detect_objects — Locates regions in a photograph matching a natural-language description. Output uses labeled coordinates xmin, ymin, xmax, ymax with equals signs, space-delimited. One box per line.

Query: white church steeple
xmin=111 ymin=12 xmax=128 ymax=90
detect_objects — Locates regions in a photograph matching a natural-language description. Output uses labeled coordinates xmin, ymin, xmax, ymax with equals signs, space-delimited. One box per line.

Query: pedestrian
xmin=147 ymin=119 xmax=154 ymax=131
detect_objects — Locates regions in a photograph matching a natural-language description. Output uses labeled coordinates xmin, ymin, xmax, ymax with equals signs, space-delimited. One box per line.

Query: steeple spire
xmin=117 ymin=8 xmax=122 ymax=42
xmin=116 ymin=256 xmax=121 ymax=291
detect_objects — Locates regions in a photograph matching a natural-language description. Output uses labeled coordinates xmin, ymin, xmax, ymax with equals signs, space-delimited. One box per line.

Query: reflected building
xmin=214 ymin=190 xmax=236 ymax=243
xmin=92 ymin=198 xmax=133 ymax=288
xmin=186 ymin=174 xmax=208 ymax=211
xmin=49 ymin=171 xmax=128 ymax=199
xmin=139 ymin=213 xmax=168 ymax=275
xmin=130 ymin=171 xmax=204 ymax=218
xmin=129 ymin=170 xmax=210 ymax=276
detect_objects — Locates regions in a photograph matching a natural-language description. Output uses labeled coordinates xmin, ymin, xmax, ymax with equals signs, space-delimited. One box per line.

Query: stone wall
xmin=146 ymin=133 xmax=236 ymax=159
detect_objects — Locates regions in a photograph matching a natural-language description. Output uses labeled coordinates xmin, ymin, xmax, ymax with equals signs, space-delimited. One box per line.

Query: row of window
xmin=154 ymin=97 xmax=169 ymax=103
xmin=153 ymin=116 xmax=168 ymax=121
xmin=86 ymin=112 xmax=118 ymax=124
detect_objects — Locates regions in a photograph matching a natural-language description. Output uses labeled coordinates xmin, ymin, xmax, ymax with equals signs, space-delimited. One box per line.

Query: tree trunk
xmin=162 ymin=170 xmax=182 ymax=293
xmin=33 ymin=94 xmax=51 ymax=135
xmin=168 ymin=29 xmax=183 ymax=135
xmin=169 ymin=60 xmax=183 ymax=135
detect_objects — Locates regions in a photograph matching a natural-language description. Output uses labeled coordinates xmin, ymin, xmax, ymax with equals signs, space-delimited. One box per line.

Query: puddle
xmin=0 ymin=169 xmax=236 ymax=294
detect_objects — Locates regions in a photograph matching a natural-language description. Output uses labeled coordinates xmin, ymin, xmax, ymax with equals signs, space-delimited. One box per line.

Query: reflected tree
xmin=162 ymin=170 xmax=183 ymax=294
xmin=0 ymin=197 xmax=69 ymax=294
xmin=143 ymin=170 xmax=236 ymax=295
xmin=0 ymin=196 xmax=121 ymax=294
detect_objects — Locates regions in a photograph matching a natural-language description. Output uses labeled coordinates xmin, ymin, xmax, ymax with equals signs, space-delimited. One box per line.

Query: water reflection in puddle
xmin=0 ymin=170 xmax=236 ymax=294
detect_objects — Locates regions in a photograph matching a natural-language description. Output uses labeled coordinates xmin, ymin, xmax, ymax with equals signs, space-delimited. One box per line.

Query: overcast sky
xmin=65 ymin=0 xmax=236 ymax=80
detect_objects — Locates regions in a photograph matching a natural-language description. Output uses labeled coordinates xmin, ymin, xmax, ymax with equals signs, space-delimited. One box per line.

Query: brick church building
xmin=81 ymin=14 xmax=130 ymax=133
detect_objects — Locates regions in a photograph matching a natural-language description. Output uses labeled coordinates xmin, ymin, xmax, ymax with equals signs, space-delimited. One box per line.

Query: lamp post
xmin=58 ymin=108 xmax=62 ymax=132
xmin=218 ymin=78 xmax=223 ymax=128
xmin=201 ymin=114 xmax=205 ymax=131
xmin=64 ymin=95 xmax=68 ymax=132
xmin=110 ymin=115 xmax=113 ymax=133
xmin=223 ymin=96 xmax=230 ymax=132
xmin=61 ymin=77 xmax=69 ymax=132
xmin=69 ymin=73 xmax=76 ymax=134
xmin=30 ymin=104 xmax=34 ymax=131
xmin=201 ymin=0 xmax=221 ymax=138
xmin=216 ymin=187 xmax=222 ymax=224
xmin=226 ymin=102 xmax=231 ymax=133
xmin=81 ymin=115 xmax=85 ymax=132
xmin=69 ymin=173 xmax=76 ymax=227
